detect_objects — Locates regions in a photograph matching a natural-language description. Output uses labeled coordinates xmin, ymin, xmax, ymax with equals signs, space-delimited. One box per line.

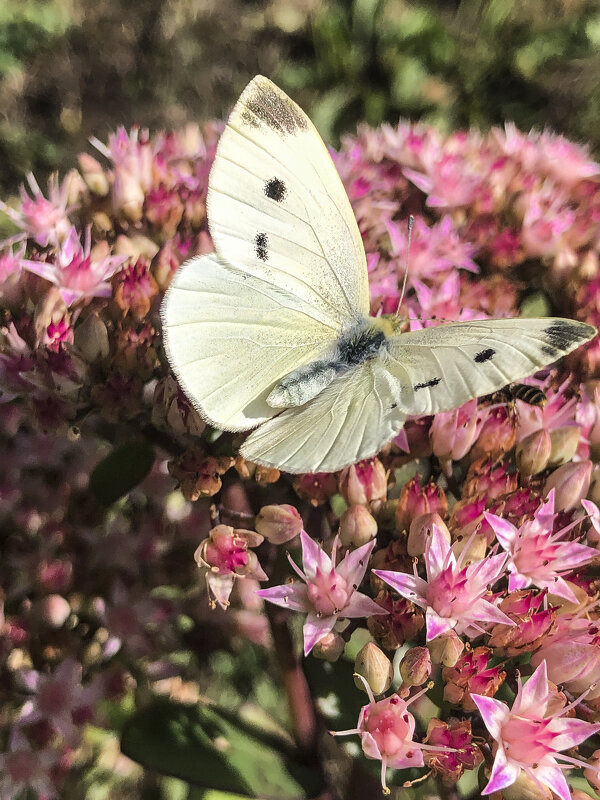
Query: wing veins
xmin=222 ymin=124 xmax=359 ymax=312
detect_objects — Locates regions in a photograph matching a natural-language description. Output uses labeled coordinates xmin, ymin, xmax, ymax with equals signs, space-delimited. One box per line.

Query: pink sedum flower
xmin=44 ymin=316 xmax=74 ymax=352
xmin=430 ymin=399 xmax=483 ymax=474
xmin=520 ymin=187 xmax=575 ymax=258
xmin=16 ymin=658 xmax=100 ymax=744
xmin=0 ymin=735 xmax=58 ymax=800
xmin=515 ymin=376 xmax=579 ymax=443
xmin=21 ymin=227 xmax=126 ymax=306
xmin=404 ymin=152 xmax=486 ymax=209
xmin=484 ymin=490 xmax=596 ymax=602
xmin=385 ymin=215 xmax=478 ymax=283
xmin=374 ymin=524 xmax=512 ymax=641
xmin=0 ymin=243 xmax=24 ymax=285
xmin=0 ymin=172 xmax=74 ymax=248
xmin=471 ymin=660 xmax=600 ymax=800
xmin=531 ymin=612 xmax=600 ymax=700
xmin=537 ymin=130 xmax=600 ymax=187
xmin=92 ymin=126 xmax=155 ymax=220
xmin=257 ymin=531 xmax=385 ymax=655
xmin=331 ymin=676 xmax=430 ymax=793
xmin=195 ymin=524 xmax=268 ymax=611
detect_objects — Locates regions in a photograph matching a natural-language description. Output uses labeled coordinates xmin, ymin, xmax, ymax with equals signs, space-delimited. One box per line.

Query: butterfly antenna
xmin=394 ymin=215 xmax=414 ymax=320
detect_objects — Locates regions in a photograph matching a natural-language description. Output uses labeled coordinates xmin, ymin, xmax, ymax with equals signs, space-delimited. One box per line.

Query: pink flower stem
xmin=264 ymin=601 xmax=320 ymax=756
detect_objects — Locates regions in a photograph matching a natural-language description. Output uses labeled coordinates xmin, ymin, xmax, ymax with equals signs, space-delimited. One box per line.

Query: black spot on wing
xmin=414 ymin=377 xmax=441 ymax=392
xmin=264 ymin=177 xmax=287 ymax=202
xmin=474 ymin=347 xmax=495 ymax=363
xmin=255 ymin=232 xmax=268 ymax=262
xmin=337 ymin=327 xmax=386 ymax=368
xmin=243 ymin=81 xmax=308 ymax=135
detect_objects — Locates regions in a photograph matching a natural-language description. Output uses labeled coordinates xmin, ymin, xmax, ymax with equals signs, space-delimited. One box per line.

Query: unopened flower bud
xmin=472 ymin=405 xmax=517 ymax=460
xmin=584 ymin=750 xmax=600 ymax=793
xmin=428 ymin=630 xmax=464 ymax=667
xmin=354 ymin=642 xmax=393 ymax=695
xmin=396 ymin=476 xmax=447 ymax=532
xmin=74 ymin=312 xmax=110 ymax=362
xmin=548 ymin=425 xmax=581 ymax=467
xmin=544 ymin=459 xmax=592 ymax=511
xmin=293 ymin=472 xmax=338 ymax=506
xmin=65 ymin=168 xmax=87 ymax=206
xmin=399 ymin=646 xmax=431 ymax=686
xmin=430 ymin=400 xmax=480 ymax=474
xmin=339 ymin=458 xmax=387 ymax=511
xmin=114 ymin=233 xmax=160 ymax=261
xmin=255 ymin=504 xmax=303 ymax=545
xmin=515 ymin=429 xmax=552 ymax=476
xmin=78 ymin=152 xmax=110 ymax=196
xmin=339 ymin=505 xmax=377 ymax=547
xmin=312 ymin=631 xmax=345 ymax=662
xmin=113 ymin=166 xmax=145 ymax=221
xmin=34 ymin=594 xmax=71 ymax=628
xmin=451 ymin=532 xmax=487 ymax=564
xmin=407 ymin=513 xmax=449 ymax=557
xmin=502 ymin=771 xmax=557 ymax=800
xmin=254 ymin=466 xmax=280 ymax=485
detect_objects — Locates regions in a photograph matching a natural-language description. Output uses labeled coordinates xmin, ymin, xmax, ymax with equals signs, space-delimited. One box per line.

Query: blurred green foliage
xmin=279 ymin=0 xmax=600 ymax=142
xmin=2 ymin=0 xmax=600 ymax=197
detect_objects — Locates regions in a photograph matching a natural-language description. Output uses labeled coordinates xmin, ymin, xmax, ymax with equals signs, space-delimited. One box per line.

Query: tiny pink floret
xmin=472 ymin=660 xmax=600 ymax=800
xmin=374 ymin=523 xmax=512 ymax=642
xmin=257 ymin=531 xmax=385 ymax=655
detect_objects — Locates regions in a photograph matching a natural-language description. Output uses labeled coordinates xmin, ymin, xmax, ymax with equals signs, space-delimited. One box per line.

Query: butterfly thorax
xmin=266 ymin=317 xmax=395 ymax=409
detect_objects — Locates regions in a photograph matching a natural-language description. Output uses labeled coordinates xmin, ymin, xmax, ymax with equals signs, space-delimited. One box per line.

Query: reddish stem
xmin=221 ymin=480 xmax=319 ymax=758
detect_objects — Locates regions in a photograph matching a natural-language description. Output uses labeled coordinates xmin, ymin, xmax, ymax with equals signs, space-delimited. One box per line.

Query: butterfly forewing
xmin=386 ymin=318 xmax=595 ymax=417
xmin=207 ymin=75 xmax=370 ymax=327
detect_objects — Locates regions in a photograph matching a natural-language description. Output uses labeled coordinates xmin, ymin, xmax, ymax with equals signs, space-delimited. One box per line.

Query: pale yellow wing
xmin=240 ymin=360 xmax=407 ymax=473
xmin=161 ymin=253 xmax=339 ymax=431
xmin=386 ymin=317 xmax=595 ymax=416
xmin=207 ymin=75 xmax=370 ymax=326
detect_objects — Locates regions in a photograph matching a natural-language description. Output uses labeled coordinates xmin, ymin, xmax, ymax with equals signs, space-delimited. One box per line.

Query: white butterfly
xmin=161 ymin=75 xmax=596 ymax=474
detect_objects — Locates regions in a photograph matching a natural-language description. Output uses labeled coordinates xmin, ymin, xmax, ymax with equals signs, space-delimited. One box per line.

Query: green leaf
xmin=120 ymin=699 xmax=324 ymax=800
xmin=89 ymin=440 xmax=154 ymax=506
xmin=519 ymin=292 xmax=551 ymax=318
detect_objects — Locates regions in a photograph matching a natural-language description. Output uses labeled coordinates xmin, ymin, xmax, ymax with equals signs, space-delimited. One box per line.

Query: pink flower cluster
xmin=1 ymin=110 xmax=600 ymax=798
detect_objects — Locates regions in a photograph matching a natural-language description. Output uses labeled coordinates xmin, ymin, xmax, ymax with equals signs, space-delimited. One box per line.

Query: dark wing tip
xmin=539 ymin=318 xmax=596 ymax=360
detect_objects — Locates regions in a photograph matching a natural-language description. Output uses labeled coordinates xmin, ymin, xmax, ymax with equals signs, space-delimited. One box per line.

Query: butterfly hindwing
xmin=240 ymin=360 xmax=407 ymax=473
xmin=386 ymin=317 xmax=594 ymax=416
xmin=161 ymin=253 xmax=340 ymax=431
xmin=207 ymin=75 xmax=370 ymax=328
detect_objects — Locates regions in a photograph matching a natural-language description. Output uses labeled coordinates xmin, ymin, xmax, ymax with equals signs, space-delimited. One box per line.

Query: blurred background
xmin=2 ymin=0 xmax=600 ymax=198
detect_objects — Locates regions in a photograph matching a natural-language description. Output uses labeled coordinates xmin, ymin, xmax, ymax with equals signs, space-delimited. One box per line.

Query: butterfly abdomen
xmin=267 ymin=361 xmax=338 ymax=408
xmin=267 ymin=320 xmax=389 ymax=408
